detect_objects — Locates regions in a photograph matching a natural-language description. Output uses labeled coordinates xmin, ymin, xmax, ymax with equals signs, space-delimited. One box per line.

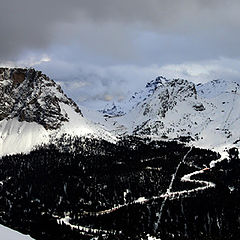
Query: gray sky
xmin=1 ymin=0 xmax=240 ymax=108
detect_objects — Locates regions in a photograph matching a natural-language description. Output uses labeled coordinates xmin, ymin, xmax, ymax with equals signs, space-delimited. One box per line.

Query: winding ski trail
xmin=55 ymin=147 xmax=218 ymax=237
xmin=72 ymin=147 xmax=216 ymax=218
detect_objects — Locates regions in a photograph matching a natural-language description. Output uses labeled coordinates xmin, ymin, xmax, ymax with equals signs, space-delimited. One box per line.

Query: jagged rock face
xmin=100 ymin=103 xmax=125 ymax=117
xmin=0 ymin=68 xmax=82 ymax=129
xmin=101 ymin=76 xmax=240 ymax=150
xmin=140 ymin=78 xmax=197 ymax=118
xmin=102 ymin=76 xmax=197 ymax=118
xmin=128 ymin=78 xmax=199 ymax=136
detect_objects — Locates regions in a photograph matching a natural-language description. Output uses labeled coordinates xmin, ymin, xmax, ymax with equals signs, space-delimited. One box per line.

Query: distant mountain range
xmin=1 ymin=67 xmax=240 ymax=156
xmin=98 ymin=76 xmax=240 ymax=154
xmin=0 ymin=68 xmax=240 ymax=240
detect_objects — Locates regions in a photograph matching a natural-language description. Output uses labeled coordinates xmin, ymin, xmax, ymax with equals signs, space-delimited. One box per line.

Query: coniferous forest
xmin=0 ymin=136 xmax=239 ymax=239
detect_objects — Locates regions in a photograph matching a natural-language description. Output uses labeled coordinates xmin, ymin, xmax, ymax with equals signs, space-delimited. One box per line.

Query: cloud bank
xmin=2 ymin=0 xmax=240 ymax=63
xmin=1 ymin=1 xmax=240 ymax=108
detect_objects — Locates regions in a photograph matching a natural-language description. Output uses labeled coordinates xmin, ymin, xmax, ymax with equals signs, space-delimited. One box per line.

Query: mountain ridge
xmin=99 ymin=76 xmax=240 ymax=153
xmin=0 ymin=67 xmax=116 ymax=157
xmin=0 ymin=67 xmax=82 ymax=130
xmin=0 ymin=68 xmax=240 ymax=239
xmin=1 ymin=67 xmax=240 ymax=157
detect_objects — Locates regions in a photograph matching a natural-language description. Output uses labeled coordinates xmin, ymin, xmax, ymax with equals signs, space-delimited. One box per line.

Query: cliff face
xmin=0 ymin=68 xmax=82 ymax=130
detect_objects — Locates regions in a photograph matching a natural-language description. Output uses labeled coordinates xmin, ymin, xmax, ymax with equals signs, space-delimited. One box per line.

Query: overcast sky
xmin=1 ymin=0 xmax=240 ymax=108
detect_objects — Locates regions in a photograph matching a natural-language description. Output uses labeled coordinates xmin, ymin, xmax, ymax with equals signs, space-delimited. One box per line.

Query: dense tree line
xmin=0 ymin=136 xmax=238 ymax=239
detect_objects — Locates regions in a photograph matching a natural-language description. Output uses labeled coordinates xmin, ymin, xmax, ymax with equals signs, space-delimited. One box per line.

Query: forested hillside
xmin=0 ymin=137 xmax=238 ymax=239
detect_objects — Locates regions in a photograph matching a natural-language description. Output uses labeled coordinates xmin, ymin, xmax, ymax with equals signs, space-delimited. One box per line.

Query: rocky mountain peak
xmin=166 ymin=78 xmax=197 ymax=100
xmin=137 ymin=78 xmax=198 ymax=120
xmin=101 ymin=76 xmax=198 ymax=118
xmin=145 ymin=76 xmax=167 ymax=89
xmin=145 ymin=76 xmax=197 ymax=98
xmin=0 ymin=68 xmax=82 ymax=129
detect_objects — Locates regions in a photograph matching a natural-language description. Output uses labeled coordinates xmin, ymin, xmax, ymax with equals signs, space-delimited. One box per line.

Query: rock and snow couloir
xmin=0 ymin=68 xmax=115 ymax=157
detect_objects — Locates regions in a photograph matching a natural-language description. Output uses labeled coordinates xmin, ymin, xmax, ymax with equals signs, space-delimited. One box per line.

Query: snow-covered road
xmin=55 ymin=147 xmax=217 ymax=238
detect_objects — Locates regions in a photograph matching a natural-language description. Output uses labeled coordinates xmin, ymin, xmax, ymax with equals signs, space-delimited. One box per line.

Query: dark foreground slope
xmin=0 ymin=137 xmax=239 ymax=240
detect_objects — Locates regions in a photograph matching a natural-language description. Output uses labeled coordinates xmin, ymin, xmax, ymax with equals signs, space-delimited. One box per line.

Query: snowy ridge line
xmin=0 ymin=68 xmax=117 ymax=158
xmin=98 ymin=78 xmax=240 ymax=153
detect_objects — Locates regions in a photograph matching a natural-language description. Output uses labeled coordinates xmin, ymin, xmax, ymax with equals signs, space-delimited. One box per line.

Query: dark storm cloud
xmin=2 ymin=0 xmax=240 ymax=109
xmin=1 ymin=0 xmax=240 ymax=62
xmin=0 ymin=0 xmax=81 ymax=60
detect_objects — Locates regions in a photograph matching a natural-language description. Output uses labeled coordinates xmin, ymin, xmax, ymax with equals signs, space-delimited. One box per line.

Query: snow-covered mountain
xmin=0 ymin=68 xmax=115 ymax=156
xmin=0 ymin=68 xmax=83 ymax=129
xmin=101 ymin=76 xmax=240 ymax=152
xmin=1 ymin=68 xmax=240 ymax=157
xmin=101 ymin=76 xmax=169 ymax=117
xmin=1 ymin=69 xmax=240 ymax=240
